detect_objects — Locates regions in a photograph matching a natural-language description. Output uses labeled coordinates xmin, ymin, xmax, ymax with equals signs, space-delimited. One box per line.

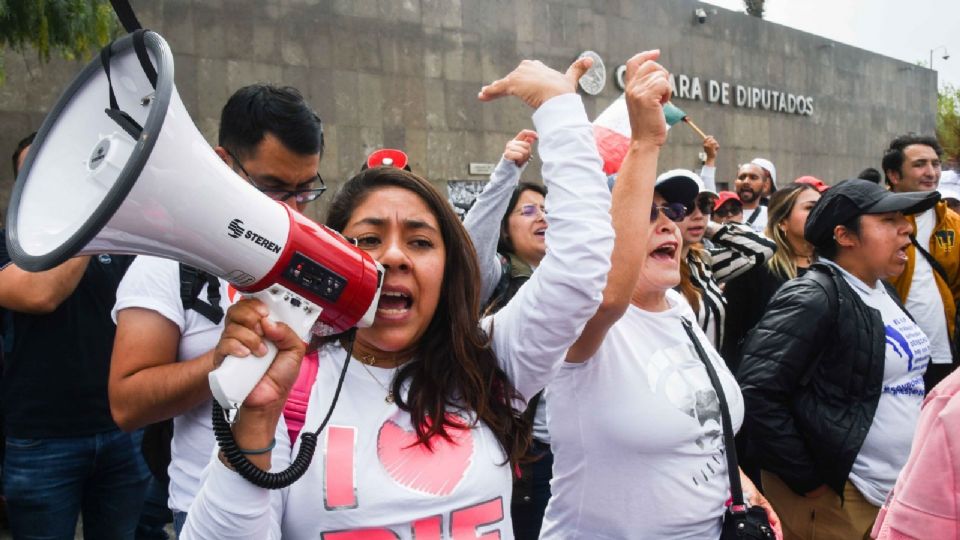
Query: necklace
xmin=356 ymin=357 xmax=397 ymax=403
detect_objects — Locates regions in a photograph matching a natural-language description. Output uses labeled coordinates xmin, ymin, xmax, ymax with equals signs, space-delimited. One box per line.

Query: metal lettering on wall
xmin=613 ymin=65 xmax=814 ymax=117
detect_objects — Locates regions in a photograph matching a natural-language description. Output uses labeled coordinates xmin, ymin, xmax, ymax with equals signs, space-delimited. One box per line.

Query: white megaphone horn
xmin=6 ymin=31 xmax=383 ymax=411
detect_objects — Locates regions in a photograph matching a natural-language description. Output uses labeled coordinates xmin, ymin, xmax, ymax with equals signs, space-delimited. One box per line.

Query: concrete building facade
xmin=0 ymin=0 xmax=937 ymax=222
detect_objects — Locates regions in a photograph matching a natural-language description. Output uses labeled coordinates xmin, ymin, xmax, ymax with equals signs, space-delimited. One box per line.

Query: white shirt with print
xmin=541 ymin=289 xmax=744 ymax=539
xmin=827 ymin=262 xmax=931 ymax=506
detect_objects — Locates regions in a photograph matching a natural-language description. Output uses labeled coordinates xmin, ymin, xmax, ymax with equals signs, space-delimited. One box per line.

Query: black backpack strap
xmin=179 ymin=264 xmax=224 ymax=325
xmin=746 ymin=206 xmax=762 ymax=226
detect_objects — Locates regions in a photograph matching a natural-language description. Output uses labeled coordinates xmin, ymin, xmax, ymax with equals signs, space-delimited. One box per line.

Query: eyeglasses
xmin=715 ymin=204 xmax=743 ymax=218
xmin=225 ymin=149 xmax=326 ymax=205
xmin=513 ymin=203 xmax=547 ymax=217
xmin=650 ymin=203 xmax=688 ymax=222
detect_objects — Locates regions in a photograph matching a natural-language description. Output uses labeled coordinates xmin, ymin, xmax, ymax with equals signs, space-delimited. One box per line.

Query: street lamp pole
xmin=930 ymin=45 xmax=950 ymax=69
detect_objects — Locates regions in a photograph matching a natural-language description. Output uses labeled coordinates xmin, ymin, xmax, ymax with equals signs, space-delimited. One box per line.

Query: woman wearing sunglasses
xmin=659 ymin=170 xmax=775 ymax=349
xmin=540 ymin=57 xmax=781 ymax=538
xmin=713 ymin=191 xmax=744 ymax=224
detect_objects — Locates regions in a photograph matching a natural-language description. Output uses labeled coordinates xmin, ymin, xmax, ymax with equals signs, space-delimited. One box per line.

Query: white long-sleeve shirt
xmin=182 ymin=92 xmax=614 ymax=539
xmin=462 ymin=156 xmax=524 ymax=305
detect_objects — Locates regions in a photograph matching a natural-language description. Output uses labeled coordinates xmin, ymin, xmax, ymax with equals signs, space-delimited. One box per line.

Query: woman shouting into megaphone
xmin=180 ymin=54 xmax=656 ymax=538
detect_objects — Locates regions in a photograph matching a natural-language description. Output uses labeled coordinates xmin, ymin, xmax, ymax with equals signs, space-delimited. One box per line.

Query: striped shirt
xmin=683 ymin=223 xmax=776 ymax=348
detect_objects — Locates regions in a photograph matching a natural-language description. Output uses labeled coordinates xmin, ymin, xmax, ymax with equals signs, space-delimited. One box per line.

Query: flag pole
xmin=683 ymin=117 xmax=708 ymax=140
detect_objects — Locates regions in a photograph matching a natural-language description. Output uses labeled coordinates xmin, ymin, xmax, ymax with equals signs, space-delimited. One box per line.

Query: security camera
xmin=694 ymin=8 xmax=707 ymax=24
xmin=945 ymin=54 xmax=951 ymax=61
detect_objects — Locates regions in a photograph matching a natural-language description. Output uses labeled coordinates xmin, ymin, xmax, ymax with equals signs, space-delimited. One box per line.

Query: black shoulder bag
xmin=681 ymin=318 xmax=775 ymax=540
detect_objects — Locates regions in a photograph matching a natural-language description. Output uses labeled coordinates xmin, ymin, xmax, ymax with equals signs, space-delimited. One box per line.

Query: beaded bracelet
xmin=237 ymin=438 xmax=276 ymax=455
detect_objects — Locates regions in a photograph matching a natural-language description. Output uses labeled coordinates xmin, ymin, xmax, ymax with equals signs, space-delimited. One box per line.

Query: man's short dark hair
xmin=857 ymin=167 xmax=882 ymax=184
xmin=12 ymin=132 xmax=36 ymax=177
xmin=218 ymin=85 xmax=324 ymax=160
xmin=881 ymin=134 xmax=942 ymax=186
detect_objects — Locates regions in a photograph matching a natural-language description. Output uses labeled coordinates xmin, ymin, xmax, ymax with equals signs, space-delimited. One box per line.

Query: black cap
xmin=654 ymin=169 xmax=703 ymax=210
xmin=804 ymin=179 xmax=940 ymax=245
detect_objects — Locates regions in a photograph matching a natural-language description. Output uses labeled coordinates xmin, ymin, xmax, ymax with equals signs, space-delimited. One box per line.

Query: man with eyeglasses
xmin=107 ymin=84 xmax=326 ymax=536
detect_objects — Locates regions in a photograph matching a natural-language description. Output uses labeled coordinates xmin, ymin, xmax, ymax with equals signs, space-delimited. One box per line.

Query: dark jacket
xmin=737 ymin=263 xmax=906 ymax=497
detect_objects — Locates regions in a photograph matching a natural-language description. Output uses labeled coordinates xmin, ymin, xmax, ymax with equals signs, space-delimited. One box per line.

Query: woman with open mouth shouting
xmin=181 ymin=56 xmax=620 ymax=538
xmin=538 ymin=53 xmax=781 ymax=539
xmin=738 ymin=179 xmax=939 ymax=539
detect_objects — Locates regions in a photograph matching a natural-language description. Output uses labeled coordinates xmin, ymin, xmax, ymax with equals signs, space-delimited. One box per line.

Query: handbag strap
xmin=681 ymin=317 xmax=746 ymax=511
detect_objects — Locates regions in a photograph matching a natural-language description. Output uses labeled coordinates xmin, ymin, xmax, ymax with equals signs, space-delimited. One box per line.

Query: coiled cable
xmin=212 ymin=329 xmax=356 ymax=489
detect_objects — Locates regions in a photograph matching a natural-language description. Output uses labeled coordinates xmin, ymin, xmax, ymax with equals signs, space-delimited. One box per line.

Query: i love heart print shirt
xmin=182 ymin=92 xmax=616 ymax=539
xmin=281 ymin=345 xmax=514 ymax=537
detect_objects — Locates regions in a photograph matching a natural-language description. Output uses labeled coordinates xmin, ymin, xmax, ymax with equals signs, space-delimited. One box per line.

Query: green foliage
xmin=0 ymin=0 xmax=118 ymax=84
xmin=938 ymin=85 xmax=960 ymax=165
xmin=744 ymin=0 xmax=765 ymax=18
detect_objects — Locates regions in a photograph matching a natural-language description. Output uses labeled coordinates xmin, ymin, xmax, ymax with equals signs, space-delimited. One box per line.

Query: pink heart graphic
xmin=377 ymin=414 xmax=474 ymax=496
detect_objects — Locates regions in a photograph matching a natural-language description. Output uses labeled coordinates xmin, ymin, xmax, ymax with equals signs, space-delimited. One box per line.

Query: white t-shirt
xmin=112 ymin=255 xmax=230 ymax=514
xmin=744 ymin=204 xmax=768 ymax=233
xmin=181 ymin=92 xmax=615 ymax=539
xmin=541 ymin=290 xmax=744 ymax=539
xmin=906 ymin=209 xmax=952 ymax=364
xmin=828 ymin=263 xmax=930 ymax=507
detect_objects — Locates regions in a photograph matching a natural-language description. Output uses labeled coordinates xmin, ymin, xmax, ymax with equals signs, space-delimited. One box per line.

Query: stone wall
xmin=0 ymin=0 xmax=937 ymax=223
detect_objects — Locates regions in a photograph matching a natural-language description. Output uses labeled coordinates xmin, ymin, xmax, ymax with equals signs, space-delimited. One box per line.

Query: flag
xmin=593 ymin=97 xmax=686 ymax=175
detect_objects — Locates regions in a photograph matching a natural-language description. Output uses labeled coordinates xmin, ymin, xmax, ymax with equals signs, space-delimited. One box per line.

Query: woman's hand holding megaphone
xmin=214 ymin=298 xmax=306 ymax=414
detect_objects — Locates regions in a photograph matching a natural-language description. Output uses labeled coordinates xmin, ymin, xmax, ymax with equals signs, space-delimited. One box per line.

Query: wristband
xmin=237 ymin=438 xmax=276 ymax=455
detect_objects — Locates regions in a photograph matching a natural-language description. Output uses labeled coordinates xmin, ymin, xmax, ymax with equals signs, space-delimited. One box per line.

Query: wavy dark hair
xmin=325 ymin=166 xmax=530 ymax=466
xmin=498 ymin=182 xmax=547 ymax=255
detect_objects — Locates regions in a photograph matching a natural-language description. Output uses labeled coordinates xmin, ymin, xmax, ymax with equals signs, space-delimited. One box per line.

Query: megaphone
xmin=6 ymin=30 xmax=383 ymax=411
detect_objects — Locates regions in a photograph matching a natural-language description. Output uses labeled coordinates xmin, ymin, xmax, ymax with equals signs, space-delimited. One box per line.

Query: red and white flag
xmin=593 ymin=97 xmax=686 ymax=175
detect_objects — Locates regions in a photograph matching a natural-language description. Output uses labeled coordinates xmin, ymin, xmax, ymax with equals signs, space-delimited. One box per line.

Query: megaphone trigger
xmin=209 ymin=285 xmax=321 ymax=410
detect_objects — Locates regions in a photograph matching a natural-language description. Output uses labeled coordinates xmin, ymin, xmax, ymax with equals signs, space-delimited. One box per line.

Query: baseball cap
xmin=939 ymin=170 xmax=960 ymax=202
xmin=714 ymin=191 xmax=742 ymax=212
xmin=751 ymin=158 xmax=777 ymax=190
xmin=804 ymin=179 xmax=940 ymax=245
xmin=794 ymin=176 xmax=829 ymax=193
xmin=655 ymin=169 xmax=703 ymax=209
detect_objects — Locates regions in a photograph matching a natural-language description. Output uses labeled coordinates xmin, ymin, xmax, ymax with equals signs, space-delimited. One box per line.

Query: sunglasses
xmin=715 ymin=204 xmax=743 ymax=218
xmin=514 ymin=203 xmax=547 ymax=217
xmin=650 ymin=202 xmax=688 ymax=222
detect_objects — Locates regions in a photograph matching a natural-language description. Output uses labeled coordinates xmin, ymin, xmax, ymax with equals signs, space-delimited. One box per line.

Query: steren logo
xmin=227 ymin=219 xmax=245 ymax=239
xmin=226 ymin=218 xmax=282 ymax=254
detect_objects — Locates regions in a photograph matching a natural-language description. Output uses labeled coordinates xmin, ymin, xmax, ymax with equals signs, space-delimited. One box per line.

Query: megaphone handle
xmin=208 ymin=287 xmax=320 ymax=410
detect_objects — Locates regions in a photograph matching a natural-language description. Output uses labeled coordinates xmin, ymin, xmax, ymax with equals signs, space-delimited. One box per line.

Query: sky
xmin=702 ymin=0 xmax=960 ymax=89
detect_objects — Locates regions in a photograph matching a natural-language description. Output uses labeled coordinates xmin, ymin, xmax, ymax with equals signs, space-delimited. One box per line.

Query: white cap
xmin=750 ymin=157 xmax=777 ymax=190
xmin=939 ymin=169 xmax=960 ymax=202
